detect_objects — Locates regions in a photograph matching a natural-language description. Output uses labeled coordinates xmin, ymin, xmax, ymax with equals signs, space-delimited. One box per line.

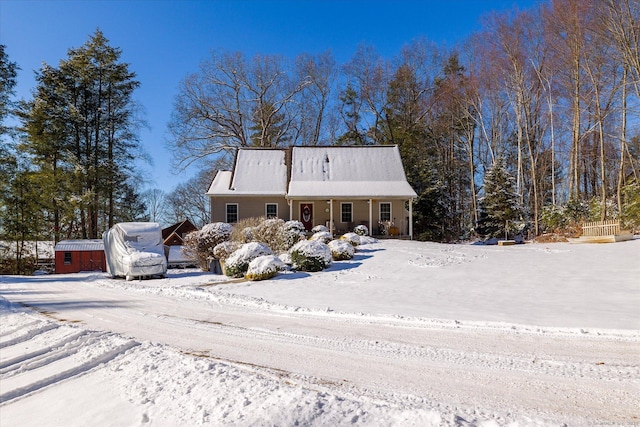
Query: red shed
xmin=54 ymin=240 xmax=106 ymax=274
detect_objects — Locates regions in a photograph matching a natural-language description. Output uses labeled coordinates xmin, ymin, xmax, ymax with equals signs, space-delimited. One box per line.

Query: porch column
xmin=289 ymin=199 xmax=293 ymax=221
xmin=329 ymin=199 xmax=334 ymax=235
xmin=368 ymin=199 xmax=373 ymax=236
xmin=409 ymin=198 xmax=414 ymax=240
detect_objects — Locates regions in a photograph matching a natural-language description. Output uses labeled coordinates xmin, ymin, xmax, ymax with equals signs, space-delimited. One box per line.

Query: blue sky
xmin=1 ymin=0 xmax=539 ymax=192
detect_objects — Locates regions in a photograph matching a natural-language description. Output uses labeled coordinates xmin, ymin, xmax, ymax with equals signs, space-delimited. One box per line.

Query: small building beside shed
xmin=54 ymin=240 xmax=106 ymax=274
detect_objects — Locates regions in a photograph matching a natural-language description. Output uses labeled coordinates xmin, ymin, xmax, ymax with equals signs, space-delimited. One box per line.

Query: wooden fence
xmin=581 ymin=220 xmax=621 ymax=237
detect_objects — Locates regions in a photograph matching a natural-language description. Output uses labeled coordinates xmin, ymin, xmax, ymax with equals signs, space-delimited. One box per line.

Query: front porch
xmin=288 ymin=198 xmax=414 ymax=239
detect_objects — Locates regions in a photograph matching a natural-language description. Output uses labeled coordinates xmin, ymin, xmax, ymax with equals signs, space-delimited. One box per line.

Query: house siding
xmin=211 ymin=196 xmax=289 ymax=223
xmin=289 ymin=199 xmax=409 ymax=235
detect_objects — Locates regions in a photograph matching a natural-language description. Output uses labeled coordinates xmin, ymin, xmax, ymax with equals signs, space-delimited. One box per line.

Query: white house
xmin=206 ymin=145 xmax=417 ymax=237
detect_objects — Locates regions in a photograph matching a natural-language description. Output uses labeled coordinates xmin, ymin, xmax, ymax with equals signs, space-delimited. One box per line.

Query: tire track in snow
xmin=160 ymin=313 xmax=639 ymax=384
xmin=0 ymin=319 xmax=140 ymax=404
xmin=0 ymin=324 xmax=58 ymax=348
xmin=0 ymin=330 xmax=86 ymax=372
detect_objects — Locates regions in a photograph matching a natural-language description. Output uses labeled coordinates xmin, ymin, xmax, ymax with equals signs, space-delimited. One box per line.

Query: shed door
xmin=80 ymin=251 xmax=104 ymax=271
xmin=300 ymin=203 xmax=313 ymax=231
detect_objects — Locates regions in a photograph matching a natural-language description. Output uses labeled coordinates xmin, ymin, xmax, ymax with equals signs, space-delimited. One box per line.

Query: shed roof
xmin=54 ymin=239 xmax=104 ymax=252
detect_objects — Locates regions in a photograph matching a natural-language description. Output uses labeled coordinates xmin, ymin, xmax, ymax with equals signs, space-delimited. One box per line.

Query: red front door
xmin=300 ymin=203 xmax=313 ymax=231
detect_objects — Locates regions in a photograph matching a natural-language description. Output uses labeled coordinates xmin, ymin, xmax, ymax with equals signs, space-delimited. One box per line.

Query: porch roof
xmin=286 ymin=182 xmax=416 ymax=199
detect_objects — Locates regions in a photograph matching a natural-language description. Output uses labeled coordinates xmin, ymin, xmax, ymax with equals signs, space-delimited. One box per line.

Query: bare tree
xmin=342 ymin=44 xmax=392 ymax=144
xmin=543 ymin=0 xmax=593 ymax=199
xmin=143 ymin=188 xmax=168 ymax=225
xmin=294 ymin=50 xmax=337 ymax=145
xmin=603 ymin=0 xmax=640 ymax=97
xmin=167 ymin=51 xmax=308 ymax=170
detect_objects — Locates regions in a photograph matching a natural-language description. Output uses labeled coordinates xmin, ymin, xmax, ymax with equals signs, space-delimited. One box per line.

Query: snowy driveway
xmin=1 ymin=239 xmax=639 ymax=425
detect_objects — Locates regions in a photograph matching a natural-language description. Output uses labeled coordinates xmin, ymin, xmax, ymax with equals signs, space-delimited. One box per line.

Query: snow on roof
xmin=207 ymin=170 xmax=233 ymax=195
xmin=207 ymin=149 xmax=287 ymax=196
xmin=55 ymin=240 xmax=104 ymax=252
xmin=206 ymin=146 xmax=417 ymax=199
xmin=288 ymin=146 xmax=417 ymax=199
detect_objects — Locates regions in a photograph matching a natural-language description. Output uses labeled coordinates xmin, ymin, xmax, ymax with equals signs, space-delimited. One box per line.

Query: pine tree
xmin=0 ymin=44 xmax=19 ymax=201
xmin=20 ymin=30 xmax=144 ymax=240
xmin=0 ymin=44 xmax=18 ymax=136
xmin=476 ymin=158 xmax=524 ymax=239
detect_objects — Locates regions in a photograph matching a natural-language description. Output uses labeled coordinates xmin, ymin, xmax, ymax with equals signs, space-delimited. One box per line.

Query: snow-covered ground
xmin=1 ymin=238 xmax=639 ymax=426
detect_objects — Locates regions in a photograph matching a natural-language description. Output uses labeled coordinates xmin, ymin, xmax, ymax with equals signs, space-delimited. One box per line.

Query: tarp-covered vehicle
xmin=103 ymin=222 xmax=167 ymax=281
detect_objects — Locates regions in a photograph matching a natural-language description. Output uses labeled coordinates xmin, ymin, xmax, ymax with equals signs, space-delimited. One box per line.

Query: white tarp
xmin=103 ymin=222 xmax=167 ymax=280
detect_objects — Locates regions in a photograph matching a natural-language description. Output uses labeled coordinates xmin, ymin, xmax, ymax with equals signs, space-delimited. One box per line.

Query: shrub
xmin=340 ymin=232 xmax=360 ymax=247
xmin=213 ymin=241 xmax=240 ymax=261
xmin=290 ymin=240 xmax=332 ymax=272
xmin=353 ymin=224 xmax=368 ymax=236
xmin=234 ymin=218 xmax=306 ymax=253
xmin=230 ymin=217 xmax=264 ymax=243
xmin=310 ymin=231 xmax=333 ymax=244
xmin=278 ymin=252 xmax=292 ymax=266
xmin=225 ymin=242 xmax=272 ymax=278
xmin=282 ymin=220 xmax=307 ymax=248
xmin=183 ymin=222 xmax=233 ymax=270
xmin=245 ymin=255 xmax=286 ymax=281
xmin=327 ymin=239 xmax=355 ymax=261
xmin=311 ymin=225 xmax=328 ymax=233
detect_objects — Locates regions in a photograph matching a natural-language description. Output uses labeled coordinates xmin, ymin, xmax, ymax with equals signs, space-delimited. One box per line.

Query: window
xmin=64 ymin=252 xmax=72 ymax=265
xmin=265 ymin=203 xmax=278 ymax=219
xmin=380 ymin=202 xmax=392 ymax=222
xmin=341 ymin=203 xmax=353 ymax=223
xmin=226 ymin=204 xmax=238 ymax=223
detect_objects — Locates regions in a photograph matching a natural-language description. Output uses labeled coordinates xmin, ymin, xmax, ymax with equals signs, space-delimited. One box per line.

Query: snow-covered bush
xmin=230 ymin=217 xmax=263 ymax=243
xmin=327 ymin=239 xmax=355 ymax=261
xmin=340 ymin=232 xmax=360 ymax=247
xmin=183 ymin=222 xmax=233 ymax=270
xmin=290 ymin=240 xmax=332 ymax=272
xmin=252 ymin=218 xmax=293 ymax=253
xmin=233 ymin=218 xmax=306 ymax=253
xmin=311 ymin=225 xmax=328 ymax=233
xmin=310 ymin=231 xmax=333 ymax=244
xmin=213 ymin=241 xmax=240 ymax=261
xmin=245 ymin=255 xmax=286 ymax=281
xmin=353 ymin=224 xmax=368 ymax=236
xmin=225 ymin=242 xmax=272 ymax=278
xmin=278 ymin=252 xmax=292 ymax=266
xmin=281 ymin=220 xmax=307 ymax=249
xmin=358 ymin=235 xmax=378 ymax=245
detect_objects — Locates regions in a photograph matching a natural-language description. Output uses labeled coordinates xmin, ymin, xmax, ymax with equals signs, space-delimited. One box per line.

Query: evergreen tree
xmin=20 ymin=30 xmax=144 ymax=240
xmin=0 ymin=44 xmax=19 ymax=207
xmin=336 ymin=84 xmax=367 ymax=145
xmin=0 ymin=44 xmax=18 ymax=137
xmin=476 ymin=158 xmax=524 ymax=239
xmin=114 ymin=183 xmax=148 ymax=223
